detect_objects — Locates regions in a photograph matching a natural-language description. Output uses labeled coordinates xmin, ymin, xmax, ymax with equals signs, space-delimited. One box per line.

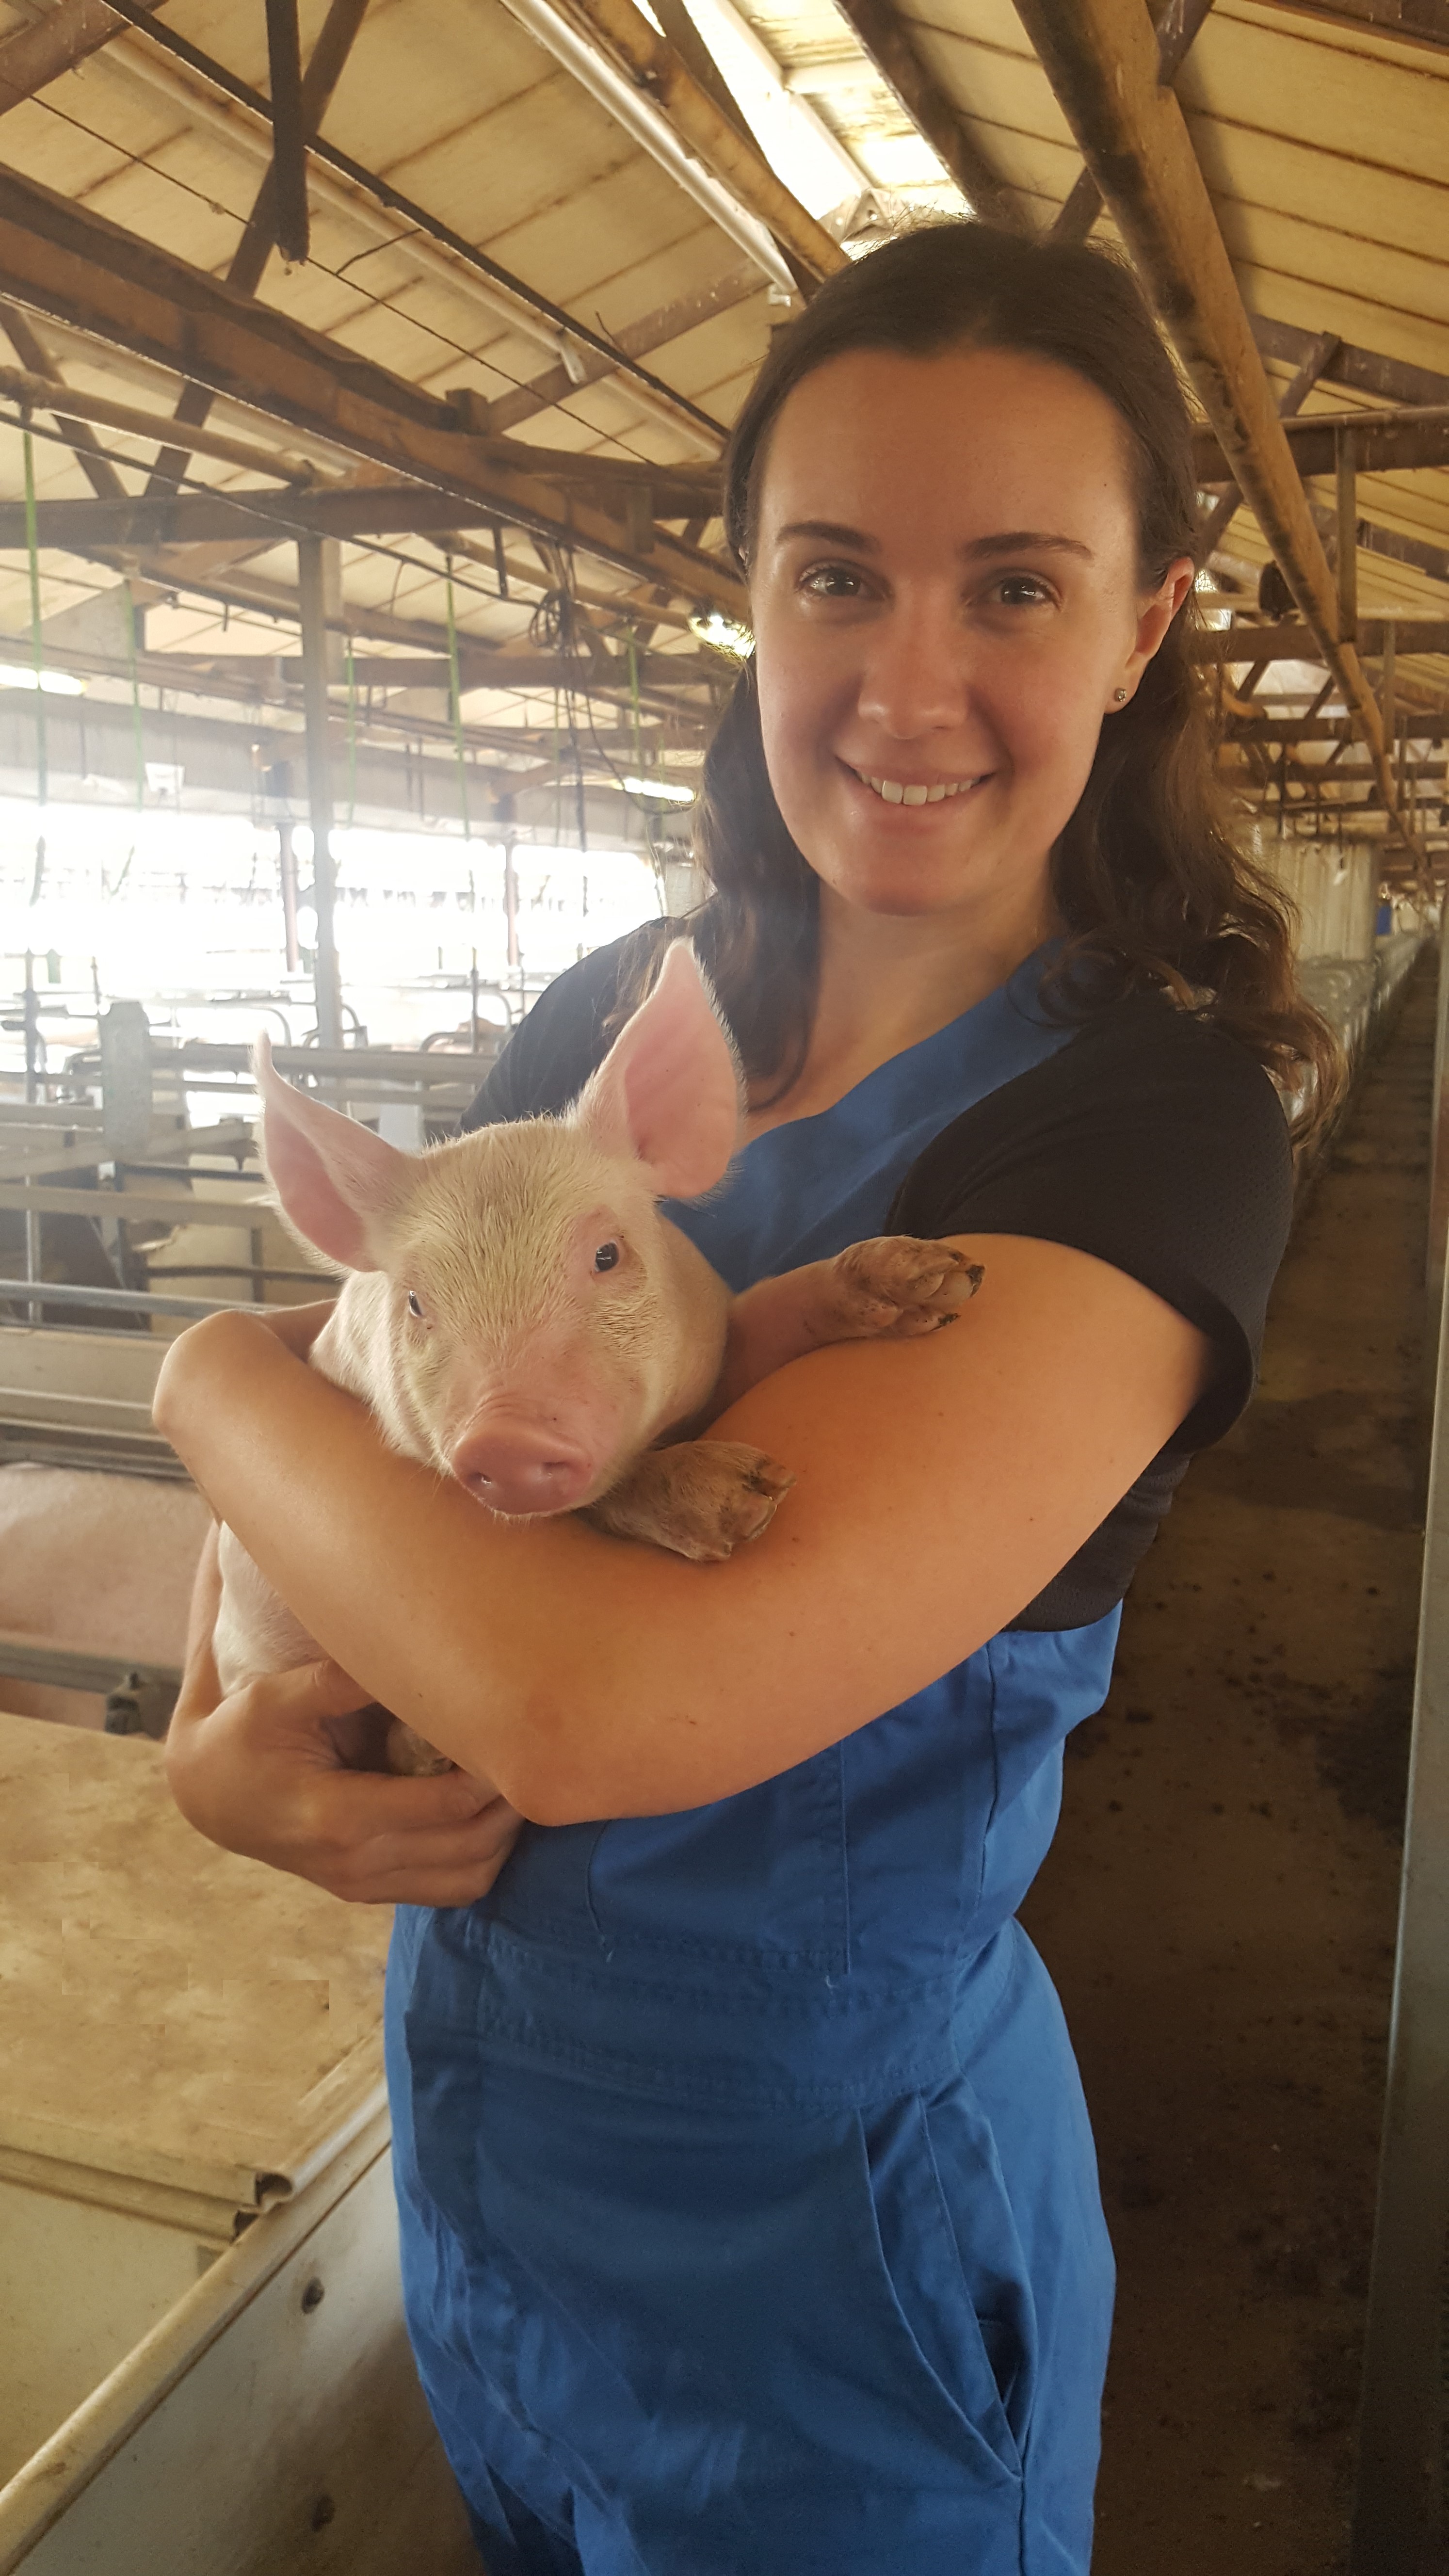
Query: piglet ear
xmin=572 ymin=941 xmax=742 ymax=1199
xmin=252 ymin=1032 xmax=414 ymax=1272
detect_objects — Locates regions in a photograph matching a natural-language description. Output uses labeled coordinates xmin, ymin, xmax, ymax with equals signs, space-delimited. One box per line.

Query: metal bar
xmin=0 ymin=1635 xmax=180 ymax=1697
xmin=1349 ymin=1212 xmax=1449 ymax=2564
xmin=0 ymin=1275 xmax=263 ymax=1318
xmin=296 ymin=535 xmax=341 ymax=1052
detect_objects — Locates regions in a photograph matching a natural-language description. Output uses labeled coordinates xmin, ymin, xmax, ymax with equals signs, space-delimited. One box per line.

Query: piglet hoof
xmin=589 ymin=1439 xmax=795 ymax=1563
xmin=384 ymin=1716 xmax=454 ymax=1778
xmin=822 ymin=1237 xmax=984 ymax=1340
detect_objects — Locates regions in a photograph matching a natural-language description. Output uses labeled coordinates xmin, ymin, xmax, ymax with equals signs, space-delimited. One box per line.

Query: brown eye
xmin=593 ymin=1241 xmax=620 ymax=1274
xmin=407 ymin=1290 xmax=424 ymax=1317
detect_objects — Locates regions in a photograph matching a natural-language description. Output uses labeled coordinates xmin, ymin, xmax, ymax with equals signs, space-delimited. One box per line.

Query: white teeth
xmin=860 ymin=771 xmax=977 ymax=804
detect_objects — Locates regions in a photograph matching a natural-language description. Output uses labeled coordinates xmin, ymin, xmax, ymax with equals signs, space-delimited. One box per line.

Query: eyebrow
xmin=773 ymin=519 xmax=1095 ymax=564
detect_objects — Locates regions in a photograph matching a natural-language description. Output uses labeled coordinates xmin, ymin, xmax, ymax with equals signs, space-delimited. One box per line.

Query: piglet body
xmin=210 ymin=943 xmax=982 ymax=1773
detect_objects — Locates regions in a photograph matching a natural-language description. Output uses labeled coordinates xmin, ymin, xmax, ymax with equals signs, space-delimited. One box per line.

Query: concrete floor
xmin=1023 ymin=959 xmax=1433 ymax=2575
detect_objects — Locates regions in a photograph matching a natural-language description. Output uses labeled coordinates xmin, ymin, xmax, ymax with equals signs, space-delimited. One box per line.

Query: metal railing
xmin=1349 ymin=916 xmax=1449 ymax=2572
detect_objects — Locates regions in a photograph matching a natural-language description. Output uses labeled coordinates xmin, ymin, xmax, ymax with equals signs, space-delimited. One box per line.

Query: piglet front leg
xmin=709 ymin=1237 xmax=984 ymax=1418
xmin=587 ymin=1442 xmax=795 ymax=1563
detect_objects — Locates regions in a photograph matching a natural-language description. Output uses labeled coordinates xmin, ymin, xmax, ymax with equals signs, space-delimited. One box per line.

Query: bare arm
xmin=163 ymin=1383 xmax=525 ymax=1907
xmin=155 ymin=1236 xmax=1211 ymax=1827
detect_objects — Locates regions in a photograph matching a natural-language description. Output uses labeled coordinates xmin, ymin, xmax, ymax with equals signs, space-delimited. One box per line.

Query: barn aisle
xmin=1023 ymin=961 xmax=1434 ymax=2576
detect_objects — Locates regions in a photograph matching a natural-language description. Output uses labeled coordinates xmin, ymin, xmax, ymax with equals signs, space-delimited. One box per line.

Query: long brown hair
xmin=639 ymin=222 xmax=1340 ymax=1131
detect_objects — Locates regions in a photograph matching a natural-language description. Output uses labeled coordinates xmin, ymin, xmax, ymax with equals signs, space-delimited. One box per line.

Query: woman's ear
xmin=1111 ymin=554 xmax=1198 ymax=709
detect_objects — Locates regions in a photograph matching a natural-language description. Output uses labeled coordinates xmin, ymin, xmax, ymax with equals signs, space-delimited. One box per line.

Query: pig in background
xmin=213 ymin=943 xmax=981 ymax=1774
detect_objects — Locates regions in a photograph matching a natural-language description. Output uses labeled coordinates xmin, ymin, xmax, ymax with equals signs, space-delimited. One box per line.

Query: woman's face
xmin=748 ymin=344 xmax=1194 ymax=931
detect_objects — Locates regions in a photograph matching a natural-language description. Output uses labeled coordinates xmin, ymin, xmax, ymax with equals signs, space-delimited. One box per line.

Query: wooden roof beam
xmin=102 ymin=3 xmax=727 ymax=453
xmin=1051 ymin=0 xmax=1217 ymax=245
xmin=1010 ymin=0 xmax=1425 ymax=871
xmin=0 ymin=306 xmax=126 ymax=503
xmin=0 ymin=164 xmax=746 ymax=615
xmin=829 ymin=0 xmax=1034 ymax=236
xmin=0 ymin=0 xmax=170 ymax=113
xmin=534 ymin=0 xmax=844 ymax=290
xmin=1194 ymin=618 xmax=1449 ymax=661
xmin=0 ymin=477 xmax=722 ymax=554
xmin=1227 ymin=715 xmax=1449 ymax=744
xmin=1193 ymin=405 xmax=1449 ymax=482
xmin=145 ymin=0 xmax=372 ymax=495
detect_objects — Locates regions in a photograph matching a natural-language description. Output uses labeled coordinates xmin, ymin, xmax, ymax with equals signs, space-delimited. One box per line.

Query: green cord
xmin=445 ymin=560 xmax=470 ymax=843
xmin=22 ymin=423 xmax=46 ymax=900
xmin=126 ymin=587 xmax=145 ymax=811
xmin=345 ymin=644 xmax=358 ymax=830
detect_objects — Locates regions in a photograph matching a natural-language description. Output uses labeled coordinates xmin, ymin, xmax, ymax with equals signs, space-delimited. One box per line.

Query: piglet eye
xmin=406 ymin=1290 xmax=424 ymax=1318
xmin=593 ymin=1241 xmax=620 ymax=1274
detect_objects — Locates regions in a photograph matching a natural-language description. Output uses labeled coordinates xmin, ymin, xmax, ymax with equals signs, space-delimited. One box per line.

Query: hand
xmin=165 ymin=1653 xmax=525 ymax=1908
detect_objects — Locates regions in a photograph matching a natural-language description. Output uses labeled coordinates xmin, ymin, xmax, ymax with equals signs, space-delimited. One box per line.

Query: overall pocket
xmin=854 ymin=2082 xmax=1035 ymax=2482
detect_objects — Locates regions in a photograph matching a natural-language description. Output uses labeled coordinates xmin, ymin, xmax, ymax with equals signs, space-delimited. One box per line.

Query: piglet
xmin=211 ymin=943 xmax=981 ymax=1772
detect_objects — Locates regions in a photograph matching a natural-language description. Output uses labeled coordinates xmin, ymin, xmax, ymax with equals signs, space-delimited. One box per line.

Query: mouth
xmin=847 ymin=764 xmax=991 ymax=807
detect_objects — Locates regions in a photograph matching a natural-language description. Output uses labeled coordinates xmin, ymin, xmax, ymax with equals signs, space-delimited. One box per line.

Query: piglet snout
xmin=450 ymin=1423 xmax=595 ymax=1517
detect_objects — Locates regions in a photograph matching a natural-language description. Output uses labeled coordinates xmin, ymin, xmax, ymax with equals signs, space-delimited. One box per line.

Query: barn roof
xmin=0 ymin=0 xmax=1441 ymax=872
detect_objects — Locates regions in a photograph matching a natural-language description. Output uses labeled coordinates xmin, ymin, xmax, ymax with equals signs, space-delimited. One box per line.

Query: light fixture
xmin=688 ymin=611 xmax=754 ymax=660
xmin=0 ymin=661 xmax=85 ymax=696
xmin=622 ymin=774 xmax=696 ymax=806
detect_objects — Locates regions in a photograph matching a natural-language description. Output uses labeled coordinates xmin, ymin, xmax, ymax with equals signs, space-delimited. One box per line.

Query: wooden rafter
xmin=1194 ymin=407 xmax=1449 ymax=482
xmin=101 ymin=0 xmax=729 ymax=454
xmin=0 ymin=165 xmax=745 ymax=614
xmin=0 ymin=308 xmax=126 ymax=503
xmin=557 ymin=0 xmax=845 ymax=288
xmin=1010 ymin=0 xmax=1426 ymax=869
xmin=1193 ymin=619 xmax=1449 ymax=662
xmin=145 ymin=0 xmax=373 ymax=495
xmin=829 ymin=0 xmax=1035 ymax=236
xmin=0 ymin=0 xmax=170 ymax=113
xmin=1051 ymin=0 xmax=1218 ymax=245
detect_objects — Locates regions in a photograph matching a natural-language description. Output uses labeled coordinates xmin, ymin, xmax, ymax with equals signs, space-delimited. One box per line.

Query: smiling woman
xmin=156 ymin=221 xmax=1337 ymax=2576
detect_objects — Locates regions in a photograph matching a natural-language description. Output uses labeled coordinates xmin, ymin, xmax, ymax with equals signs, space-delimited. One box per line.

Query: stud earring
xmin=1113 ymin=687 xmax=1128 ymax=703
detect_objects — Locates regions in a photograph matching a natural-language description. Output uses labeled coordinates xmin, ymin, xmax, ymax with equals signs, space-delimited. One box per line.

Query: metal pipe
xmin=496 ymin=0 xmax=799 ymax=293
xmin=296 ymin=535 xmax=342 ymax=1050
xmin=0 ymin=1275 xmax=264 ymax=1320
xmin=277 ymin=818 xmax=301 ymax=974
xmin=1349 ymin=1230 xmax=1449 ymax=2566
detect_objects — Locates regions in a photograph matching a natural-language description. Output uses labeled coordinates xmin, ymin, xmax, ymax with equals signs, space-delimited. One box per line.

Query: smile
xmin=851 ymin=769 xmax=986 ymax=806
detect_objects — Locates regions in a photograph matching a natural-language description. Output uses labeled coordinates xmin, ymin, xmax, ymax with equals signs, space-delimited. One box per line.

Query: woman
xmin=158 ymin=223 xmax=1333 ymax=2574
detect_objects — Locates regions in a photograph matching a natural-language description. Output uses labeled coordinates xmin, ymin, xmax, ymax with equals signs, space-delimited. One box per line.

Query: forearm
xmin=154 ymin=1247 xmax=1207 ymax=1827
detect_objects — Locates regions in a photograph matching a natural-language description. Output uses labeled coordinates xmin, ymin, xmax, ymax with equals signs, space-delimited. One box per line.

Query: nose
xmin=857 ymin=600 xmax=971 ymax=740
xmin=450 ymin=1423 xmax=594 ymax=1516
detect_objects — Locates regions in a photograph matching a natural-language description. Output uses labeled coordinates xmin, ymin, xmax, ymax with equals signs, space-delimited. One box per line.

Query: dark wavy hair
xmin=625 ymin=220 xmax=1340 ymax=1134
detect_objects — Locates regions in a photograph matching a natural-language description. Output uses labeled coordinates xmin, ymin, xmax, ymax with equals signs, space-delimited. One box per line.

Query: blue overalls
xmin=386 ymin=956 xmax=1120 ymax=2575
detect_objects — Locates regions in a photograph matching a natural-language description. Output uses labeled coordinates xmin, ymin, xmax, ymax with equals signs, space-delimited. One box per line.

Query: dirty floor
xmin=1023 ymin=960 xmax=1432 ymax=2575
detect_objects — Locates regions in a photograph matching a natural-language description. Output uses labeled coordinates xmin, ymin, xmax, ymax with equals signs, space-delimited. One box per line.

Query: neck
xmin=745 ymin=876 xmax=1058 ymax=1133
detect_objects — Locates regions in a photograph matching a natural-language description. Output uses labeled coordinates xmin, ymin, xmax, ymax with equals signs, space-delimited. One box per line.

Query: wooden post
xmin=1336 ymin=423 xmax=1357 ymax=645
xmin=296 ymin=536 xmax=342 ymax=1050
